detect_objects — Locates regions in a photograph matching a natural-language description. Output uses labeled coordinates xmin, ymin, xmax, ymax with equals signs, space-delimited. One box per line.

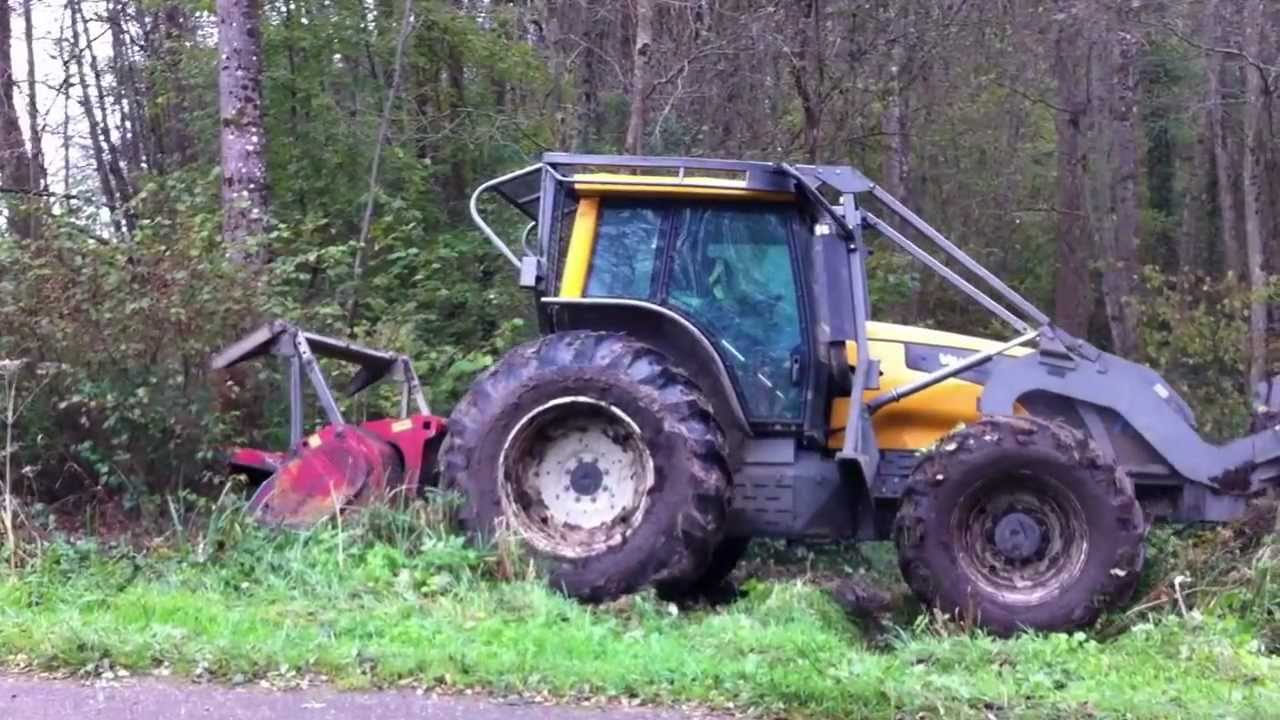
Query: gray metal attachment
xmin=211 ymin=320 xmax=430 ymax=448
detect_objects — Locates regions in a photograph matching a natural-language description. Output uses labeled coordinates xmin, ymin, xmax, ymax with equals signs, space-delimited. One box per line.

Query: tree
xmin=19 ymin=0 xmax=41 ymax=195
xmin=1081 ymin=3 xmax=1142 ymax=357
xmin=785 ymin=0 xmax=825 ymax=163
xmin=623 ymin=0 xmax=654 ymax=155
xmin=217 ymin=0 xmax=269 ymax=263
xmin=1203 ymin=0 xmax=1241 ymax=277
xmin=70 ymin=0 xmax=132 ymax=228
xmin=1051 ymin=0 xmax=1092 ymax=336
xmin=880 ymin=4 xmax=910 ymax=204
xmin=1240 ymin=0 xmax=1269 ymax=386
xmin=0 ymin=0 xmax=37 ymax=240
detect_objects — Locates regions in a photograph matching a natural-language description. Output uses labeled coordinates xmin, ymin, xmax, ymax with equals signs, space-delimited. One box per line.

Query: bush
xmin=0 ymin=175 xmax=532 ymax=507
xmin=1137 ymin=268 xmax=1256 ymax=438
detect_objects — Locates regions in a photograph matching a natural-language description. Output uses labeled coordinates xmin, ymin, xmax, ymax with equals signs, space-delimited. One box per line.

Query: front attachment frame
xmin=211 ymin=320 xmax=430 ymax=449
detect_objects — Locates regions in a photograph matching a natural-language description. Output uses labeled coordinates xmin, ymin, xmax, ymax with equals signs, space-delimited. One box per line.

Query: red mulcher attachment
xmin=212 ymin=320 xmax=446 ymax=528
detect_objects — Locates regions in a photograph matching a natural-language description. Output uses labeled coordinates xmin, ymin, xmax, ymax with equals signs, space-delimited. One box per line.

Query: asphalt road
xmin=0 ymin=675 xmax=726 ymax=720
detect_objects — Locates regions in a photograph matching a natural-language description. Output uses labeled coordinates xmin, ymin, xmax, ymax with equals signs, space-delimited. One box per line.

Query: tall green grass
xmin=0 ymin=498 xmax=1277 ymax=719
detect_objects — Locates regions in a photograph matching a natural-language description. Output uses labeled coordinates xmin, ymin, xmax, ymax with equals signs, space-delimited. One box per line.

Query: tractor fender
xmin=979 ymin=351 xmax=1270 ymax=492
xmin=541 ymin=297 xmax=751 ymax=462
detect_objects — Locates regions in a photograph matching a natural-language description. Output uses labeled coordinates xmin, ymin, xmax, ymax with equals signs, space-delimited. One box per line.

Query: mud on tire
xmin=440 ymin=331 xmax=730 ymax=602
xmin=893 ymin=415 xmax=1146 ymax=635
xmin=656 ymin=537 xmax=750 ymax=602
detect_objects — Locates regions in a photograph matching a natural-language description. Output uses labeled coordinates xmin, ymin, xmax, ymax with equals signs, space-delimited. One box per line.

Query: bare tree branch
xmin=348 ymin=0 xmax=417 ymax=327
xmin=1149 ymin=19 xmax=1279 ymax=95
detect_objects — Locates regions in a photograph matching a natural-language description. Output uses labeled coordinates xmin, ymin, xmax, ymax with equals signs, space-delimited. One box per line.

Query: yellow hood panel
xmin=831 ymin=323 xmax=1031 ymax=451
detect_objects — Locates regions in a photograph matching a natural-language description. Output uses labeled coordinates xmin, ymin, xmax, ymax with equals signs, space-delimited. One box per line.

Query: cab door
xmin=662 ymin=203 xmax=807 ymax=424
xmin=562 ymin=195 xmax=809 ymax=427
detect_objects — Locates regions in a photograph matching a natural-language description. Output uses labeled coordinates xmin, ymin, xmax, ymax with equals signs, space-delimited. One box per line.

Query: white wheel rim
xmin=498 ymin=396 xmax=654 ymax=558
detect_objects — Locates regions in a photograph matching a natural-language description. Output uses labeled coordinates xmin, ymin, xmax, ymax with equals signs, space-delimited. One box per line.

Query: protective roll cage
xmin=471 ymin=153 xmax=1050 ymax=461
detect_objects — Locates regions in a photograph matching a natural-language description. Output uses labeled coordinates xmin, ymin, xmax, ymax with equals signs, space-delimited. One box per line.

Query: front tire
xmin=894 ymin=415 xmax=1146 ymax=634
xmin=440 ymin=331 xmax=730 ymax=602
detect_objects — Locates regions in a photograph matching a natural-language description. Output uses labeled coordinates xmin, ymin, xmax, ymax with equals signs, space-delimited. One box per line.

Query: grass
xmin=0 ymin=499 xmax=1278 ymax=719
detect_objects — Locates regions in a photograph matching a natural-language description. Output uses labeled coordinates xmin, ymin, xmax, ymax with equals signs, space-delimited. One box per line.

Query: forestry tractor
xmin=219 ymin=153 xmax=1280 ymax=635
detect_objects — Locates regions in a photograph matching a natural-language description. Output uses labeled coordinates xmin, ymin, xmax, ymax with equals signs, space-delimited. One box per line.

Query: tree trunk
xmin=573 ymin=21 xmax=600 ymax=152
xmin=20 ymin=0 xmax=41 ymax=192
xmin=1241 ymin=0 xmax=1269 ymax=386
xmin=881 ymin=17 xmax=910 ymax=203
xmin=1205 ymin=0 xmax=1241 ymax=277
xmin=0 ymin=0 xmax=37 ymax=240
xmin=1176 ymin=113 xmax=1210 ymax=273
xmin=67 ymin=0 xmax=120 ymax=232
xmin=443 ymin=39 xmax=467 ymax=219
xmin=107 ymin=0 xmax=147 ymax=176
xmin=217 ymin=0 xmax=269 ymax=263
xmin=788 ymin=0 xmax=823 ymax=163
xmin=1082 ymin=7 xmax=1142 ymax=357
xmin=624 ymin=0 xmax=654 ymax=155
xmin=533 ymin=0 xmax=567 ymax=148
xmin=1051 ymin=1 xmax=1091 ymax=336
xmin=72 ymin=0 xmax=133 ymax=216
xmin=159 ymin=5 xmax=197 ymax=168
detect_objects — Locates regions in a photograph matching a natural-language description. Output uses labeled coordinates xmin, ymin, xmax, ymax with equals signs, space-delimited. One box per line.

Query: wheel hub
xmin=499 ymin=397 xmax=654 ymax=558
xmin=953 ymin=478 xmax=1089 ymax=605
xmin=568 ymin=458 xmax=605 ymax=496
xmin=993 ymin=511 xmax=1043 ymax=561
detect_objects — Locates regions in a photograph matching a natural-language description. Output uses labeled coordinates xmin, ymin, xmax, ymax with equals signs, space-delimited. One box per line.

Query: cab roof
xmin=490 ymin=153 xmax=876 ymax=219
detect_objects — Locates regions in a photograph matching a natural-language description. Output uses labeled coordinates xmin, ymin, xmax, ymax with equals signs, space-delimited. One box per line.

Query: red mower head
xmin=247 ymin=427 xmax=402 ymax=528
xmin=213 ymin=321 xmax=447 ymax=528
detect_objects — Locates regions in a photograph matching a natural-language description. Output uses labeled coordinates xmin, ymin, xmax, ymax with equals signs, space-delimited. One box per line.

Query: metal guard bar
xmin=777 ymin=162 xmax=1047 ymax=334
xmin=469 ymin=163 xmax=541 ymax=268
xmin=862 ymin=212 xmax=1032 ymax=334
xmin=868 ymin=186 xmax=1051 ymax=328
xmin=867 ymin=329 xmax=1040 ymax=413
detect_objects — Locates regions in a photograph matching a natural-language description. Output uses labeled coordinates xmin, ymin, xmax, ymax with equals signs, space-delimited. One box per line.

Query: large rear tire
xmin=440 ymin=331 xmax=730 ymax=602
xmin=893 ymin=415 xmax=1145 ymax=635
xmin=656 ymin=537 xmax=750 ymax=601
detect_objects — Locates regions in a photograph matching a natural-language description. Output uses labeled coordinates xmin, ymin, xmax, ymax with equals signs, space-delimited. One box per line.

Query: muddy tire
xmin=893 ymin=415 xmax=1145 ymax=635
xmin=440 ymin=331 xmax=730 ymax=602
xmin=656 ymin=537 xmax=750 ymax=601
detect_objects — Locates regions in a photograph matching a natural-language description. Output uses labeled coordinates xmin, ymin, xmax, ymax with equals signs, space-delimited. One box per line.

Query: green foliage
xmin=0 ymin=176 xmax=256 ymax=500
xmin=0 ymin=158 xmax=534 ymax=503
xmin=1137 ymin=268 xmax=1254 ymax=438
xmin=0 ymin=0 xmax=559 ymax=502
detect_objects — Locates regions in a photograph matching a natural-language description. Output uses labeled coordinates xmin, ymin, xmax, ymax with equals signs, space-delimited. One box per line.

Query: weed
xmin=0 ymin=361 xmax=57 ymax=568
